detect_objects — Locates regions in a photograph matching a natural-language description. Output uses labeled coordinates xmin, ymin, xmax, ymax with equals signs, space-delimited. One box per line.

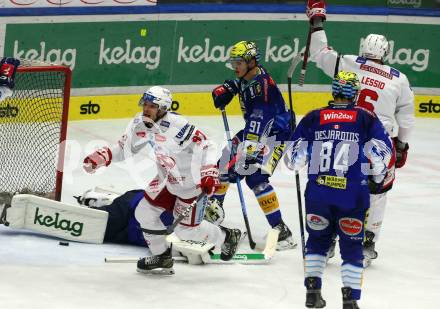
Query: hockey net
xmin=0 ymin=59 xmax=71 ymax=206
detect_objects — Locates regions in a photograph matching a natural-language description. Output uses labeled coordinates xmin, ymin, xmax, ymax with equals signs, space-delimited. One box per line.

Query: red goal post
xmin=0 ymin=60 xmax=71 ymax=204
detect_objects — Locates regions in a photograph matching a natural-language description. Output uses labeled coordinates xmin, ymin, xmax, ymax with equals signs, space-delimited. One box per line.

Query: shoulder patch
xmin=390 ymin=68 xmax=400 ymax=78
xmin=355 ymin=56 xmax=367 ymax=64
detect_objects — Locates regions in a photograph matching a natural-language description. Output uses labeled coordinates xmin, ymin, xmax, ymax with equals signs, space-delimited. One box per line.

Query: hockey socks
xmin=255 ymin=185 xmax=281 ymax=227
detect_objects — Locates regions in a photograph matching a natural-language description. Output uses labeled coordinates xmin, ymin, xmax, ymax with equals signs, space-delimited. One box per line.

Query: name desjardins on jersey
xmin=315 ymin=130 xmax=360 ymax=142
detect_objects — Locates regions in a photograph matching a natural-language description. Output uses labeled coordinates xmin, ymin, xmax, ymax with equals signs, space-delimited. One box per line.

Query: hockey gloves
xmin=0 ymin=57 xmax=20 ymax=102
xmin=200 ymin=165 xmax=220 ymax=196
xmin=212 ymin=80 xmax=239 ymax=109
xmin=0 ymin=57 xmax=20 ymax=89
xmin=368 ymin=175 xmax=384 ymax=194
xmin=394 ymin=137 xmax=409 ymax=168
xmin=306 ymin=0 xmax=326 ymax=28
xmin=204 ymin=199 xmax=225 ymax=226
xmin=83 ymin=147 xmax=112 ymax=174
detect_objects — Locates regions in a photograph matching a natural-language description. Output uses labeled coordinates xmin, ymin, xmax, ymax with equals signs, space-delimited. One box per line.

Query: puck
xmin=59 ymin=241 xmax=69 ymax=246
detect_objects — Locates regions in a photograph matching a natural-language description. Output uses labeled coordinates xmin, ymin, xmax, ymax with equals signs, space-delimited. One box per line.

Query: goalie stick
xmin=105 ymin=229 xmax=279 ymax=265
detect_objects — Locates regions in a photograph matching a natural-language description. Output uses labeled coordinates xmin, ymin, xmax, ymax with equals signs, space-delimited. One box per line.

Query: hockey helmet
xmin=229 ymin=41 xmax=261 ymax=63
xmin=332 ymin=71 xmax=360 ymax=101
xmin=139 ymin=86 xmax=172 ymax=111
xmin=360 ymin=34 xmax=390 ymax=61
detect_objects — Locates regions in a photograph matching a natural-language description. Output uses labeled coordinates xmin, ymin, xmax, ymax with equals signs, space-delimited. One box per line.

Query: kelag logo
xmin=419 ymin=100 xmax=440 ymax=113
xmin=0 ymin=104 xmax=19 ymax=118
xmin=80 ymin=100 xmax=100 ymax=114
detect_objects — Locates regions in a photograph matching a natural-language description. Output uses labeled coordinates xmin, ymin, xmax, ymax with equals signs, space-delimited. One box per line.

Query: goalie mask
xmin=229 ymin=41 xmax=261 ymax=63
xmin=332 ymin=71 xmax=360 ymax=103
xmin=139 ymin=86 xmax=173 ymax=111
xmin=360 ymin=34 xmax=390 ymax=61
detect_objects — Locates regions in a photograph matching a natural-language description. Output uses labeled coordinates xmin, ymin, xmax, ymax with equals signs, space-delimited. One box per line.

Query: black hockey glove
xmin=368 ymin=176 xmax=384 ymax=194
xmin=0 ymin=57 xmax=20 ymax=89
xmin=393 ymin=137 xmax=409 ymax=168
xmin=212 ymin=80 xmax=238 ymax=109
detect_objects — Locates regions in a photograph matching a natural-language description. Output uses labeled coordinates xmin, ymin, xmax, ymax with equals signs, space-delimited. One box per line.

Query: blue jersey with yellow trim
xmin=232 ymin=65 xmax=292 ymax=141
xmin=291 ymin=104 xmax=392 ymax=196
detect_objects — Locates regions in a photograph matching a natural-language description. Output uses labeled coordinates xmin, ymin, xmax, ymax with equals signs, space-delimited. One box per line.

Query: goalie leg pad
xmin=8 ymin=194 xmax=108 ymax=244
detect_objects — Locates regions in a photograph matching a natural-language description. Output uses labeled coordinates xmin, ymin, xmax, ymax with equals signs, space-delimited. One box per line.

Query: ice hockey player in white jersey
xmin=306 ymin=0 xmax=415 ymax=267
xmin=82 ymin=86 xmax=241 ymax=274
xmin=0 ymin=57 xmax=20 ymax=102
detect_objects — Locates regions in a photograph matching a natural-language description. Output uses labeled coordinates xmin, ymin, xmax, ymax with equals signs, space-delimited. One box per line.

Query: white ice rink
xmin=1 ymin=115 xmax=439 ymax=309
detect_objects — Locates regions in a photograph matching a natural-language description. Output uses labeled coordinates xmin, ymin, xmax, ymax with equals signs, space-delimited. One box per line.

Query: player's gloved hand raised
xmin=306 ymin=0 xmax=326 ymax=25
xmin=0 ymin=57 xmax=20 ymax=89
xmin=212 ymin=80 xmax=238 ymax=109
xmin=368 ymin=175 xmax=384 ymax=194
xmin=393 ymin=137 xmax=409 ymax=168
xmin=83 ymin=147 xmax=112 ymax=174
xmin=200 ymin=165 xmax=220 ymax=196
xmin=0 ymin=57 xmax=20 ymax=102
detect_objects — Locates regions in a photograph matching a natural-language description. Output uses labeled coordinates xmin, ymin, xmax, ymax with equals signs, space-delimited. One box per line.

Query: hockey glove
xmin=241 ymin=139 xmax=266 ymax=165
xmin=204 ymin=199 xmax=225 ymax=226
xmin=368 ymin=175 xmax=384 ymax=194
xmin=212 ymin=80 xmax=238 ymax=109
xmin=306 ymin=0 xmax=326 ymax=26
xmin=394 ymin=137 xmax=409 ymax=168
xmin=83 ymin=147 xmax=112 ymax=174
xmin=200 ymin=165 xmax=220 ymax=196
xmin=0 ymin=57 xmax=20 ymax=89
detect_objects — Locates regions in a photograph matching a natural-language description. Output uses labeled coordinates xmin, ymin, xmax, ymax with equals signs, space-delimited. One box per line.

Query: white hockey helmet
xmin=139 ymin=86 xmax=172 ymax=111
xmin=360 ymin=34 xmax=390 ymax=61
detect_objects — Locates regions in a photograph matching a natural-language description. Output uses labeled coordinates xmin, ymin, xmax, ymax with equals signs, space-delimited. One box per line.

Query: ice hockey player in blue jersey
xmin=76 ymin=189 xmax=148 ymax=246
xmin=288 ymin=71 xmax=392 ymax=309
xmin=208 ymin=40 xmax=296 ymax=250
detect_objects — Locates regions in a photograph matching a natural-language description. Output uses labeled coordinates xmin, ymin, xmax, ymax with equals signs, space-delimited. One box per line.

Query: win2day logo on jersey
xmin=320 ymin=110 xmax=358 ymax=125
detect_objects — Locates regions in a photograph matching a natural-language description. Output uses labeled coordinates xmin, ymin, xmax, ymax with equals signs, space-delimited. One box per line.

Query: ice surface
xmin=1 ymin=116 xmax=439 ymax=309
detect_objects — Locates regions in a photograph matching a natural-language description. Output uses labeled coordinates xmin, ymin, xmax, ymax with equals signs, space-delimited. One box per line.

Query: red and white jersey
xmin=110 ymin=112 xmax=218 ymax=200
xmin=310 ymin=30 xmax=415 ymax=142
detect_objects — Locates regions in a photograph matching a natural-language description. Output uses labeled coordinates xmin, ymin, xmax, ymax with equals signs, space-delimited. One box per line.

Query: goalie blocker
xmin=2 ymin=194 xmax=108 ymax=244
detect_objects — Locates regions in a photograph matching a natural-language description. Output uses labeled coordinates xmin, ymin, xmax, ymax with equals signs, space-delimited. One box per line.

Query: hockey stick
xmin=288 ymin=52 xmax=307 ymax=260
xmin=298 ymin=27 xmax=312 ymax=87
xmin=220 ymin=107 xmax=256 ymax=250
xmin=140 ymin=193 xmax=206 ymax=235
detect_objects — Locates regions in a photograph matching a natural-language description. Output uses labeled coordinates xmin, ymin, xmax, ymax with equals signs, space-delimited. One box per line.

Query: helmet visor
xmin=138 ymin=92 xmax=159 ymax=107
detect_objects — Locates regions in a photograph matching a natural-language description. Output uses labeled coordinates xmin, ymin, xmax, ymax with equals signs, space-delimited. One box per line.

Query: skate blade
xmin=276 ymin=237 xmax=297 ymax=251
xmin=136 ymin=267 xmax=175 ymax=275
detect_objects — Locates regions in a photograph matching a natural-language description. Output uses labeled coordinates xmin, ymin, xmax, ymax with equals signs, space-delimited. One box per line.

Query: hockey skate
xmin=363 ymin=231 xmax=378 ymax=268
xmin=137 ymin=248 xmax=175 ymax=275
xmin=342 ymin=287 xmax=360 ymax=309
xmin=220 ymin=226 xmax=241 ymax=261
xmin=305 ymin=277 xmax=326 ymax=308
xmin=274 ymin=219 xmax=297 ymax=250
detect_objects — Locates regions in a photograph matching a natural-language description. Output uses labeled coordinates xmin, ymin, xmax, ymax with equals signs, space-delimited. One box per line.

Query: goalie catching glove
xmin=83 ymin=147 xmax=112 ymax=174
